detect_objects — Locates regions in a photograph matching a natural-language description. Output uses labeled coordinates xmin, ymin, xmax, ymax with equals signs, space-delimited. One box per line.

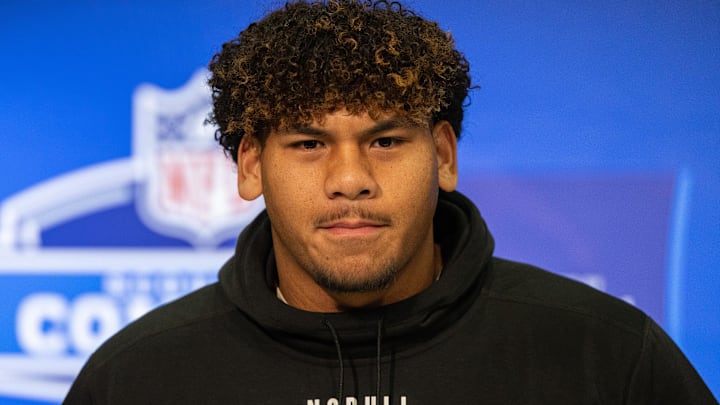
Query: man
xmin=64 ymin=1 xmax=717 ymax=404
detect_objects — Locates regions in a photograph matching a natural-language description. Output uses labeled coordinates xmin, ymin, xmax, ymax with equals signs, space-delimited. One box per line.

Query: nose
xmin=324 ymin=146 xmax=378 ymax=200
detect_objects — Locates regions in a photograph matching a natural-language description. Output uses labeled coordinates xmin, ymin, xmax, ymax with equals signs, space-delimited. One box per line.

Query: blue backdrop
xmin=0 ymin=1 xmax=718 ymax=402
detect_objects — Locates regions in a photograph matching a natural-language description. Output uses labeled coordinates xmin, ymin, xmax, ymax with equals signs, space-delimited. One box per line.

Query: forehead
xmin=280 ymin=108 xmax=429 ymax=132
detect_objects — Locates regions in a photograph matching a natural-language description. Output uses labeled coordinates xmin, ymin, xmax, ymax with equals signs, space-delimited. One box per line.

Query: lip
xmin=318 ymin=219 xmax=388 ymax=237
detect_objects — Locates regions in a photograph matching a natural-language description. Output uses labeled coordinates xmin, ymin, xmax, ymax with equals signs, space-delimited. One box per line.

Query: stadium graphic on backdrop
xmin=0 ymin=70 xmax=265 ymax=402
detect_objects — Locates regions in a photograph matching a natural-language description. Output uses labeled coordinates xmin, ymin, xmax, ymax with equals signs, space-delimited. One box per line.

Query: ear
xmin=236 ymin=135 xmax=264 ymax=200
xmin=432 ymin=121 xmax=458 ymax=192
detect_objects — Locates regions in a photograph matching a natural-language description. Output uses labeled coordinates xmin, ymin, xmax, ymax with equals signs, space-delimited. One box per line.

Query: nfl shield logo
xmin=132 ymin=70 xmax=264 ymax=247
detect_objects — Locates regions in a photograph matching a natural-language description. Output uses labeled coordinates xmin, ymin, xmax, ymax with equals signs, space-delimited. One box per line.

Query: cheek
xmin=261 ymin=162 xmax=318 ymax=223
xmin=381 ymin=155 xmax=439 ymax=219
xmin=386 ymin=151 xmax=438 ymax=195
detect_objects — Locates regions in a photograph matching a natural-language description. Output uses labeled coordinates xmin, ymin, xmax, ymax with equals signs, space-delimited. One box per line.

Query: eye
xmin=296 ymin=140 xmax=320 ymax=149
xmin=373 ymin=137 xmax=398 ymax=148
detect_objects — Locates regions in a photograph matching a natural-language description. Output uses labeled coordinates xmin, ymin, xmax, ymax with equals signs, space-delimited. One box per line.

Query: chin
xmin=313 ymin=266 xmax=398 ymax=294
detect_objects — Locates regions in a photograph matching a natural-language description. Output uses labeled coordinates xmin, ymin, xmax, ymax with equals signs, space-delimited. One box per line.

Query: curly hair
xmin=208 ymin=0 xmax=472 ymax=162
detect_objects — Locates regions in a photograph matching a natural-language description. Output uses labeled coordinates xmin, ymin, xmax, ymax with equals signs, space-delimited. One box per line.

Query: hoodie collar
xmin=219 ymin=190 xmax=494 ymax=358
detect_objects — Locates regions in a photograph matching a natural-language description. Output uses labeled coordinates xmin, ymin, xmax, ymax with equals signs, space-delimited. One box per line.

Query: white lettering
xmin=16 ymin=293 xmax=69 ymax=355
xmin=69 ymin=294 xmax=121 ymax=354
xmin=16 ymin=292 xmax=132 ymax=356
xmin=306 ymin=396 xmax=407 ymax=405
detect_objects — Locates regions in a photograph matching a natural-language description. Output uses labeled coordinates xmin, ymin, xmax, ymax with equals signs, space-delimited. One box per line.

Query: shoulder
xmin=82 ymin=282 xmax=235 ymax=372
xmin=483 ymin=257 xmax=648 ymax=337
xmin=64 ymin=282 xmax=259 ymax=402
xmin=475 ymin=259 xmax=718 ymax=403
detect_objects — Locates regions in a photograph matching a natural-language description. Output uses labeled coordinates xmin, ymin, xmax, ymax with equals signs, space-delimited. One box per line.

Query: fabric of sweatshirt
xmin=64 ymin=191 xmax=717 ymax=404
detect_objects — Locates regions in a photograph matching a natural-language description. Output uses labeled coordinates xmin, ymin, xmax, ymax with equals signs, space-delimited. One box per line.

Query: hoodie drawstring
xmin=323 ymin=315 xmax=385 ymax=403
xmin=375 ymin=315 xmax=384 ymax=403
xmin=323 ymin=319 xmax=344 ymax=401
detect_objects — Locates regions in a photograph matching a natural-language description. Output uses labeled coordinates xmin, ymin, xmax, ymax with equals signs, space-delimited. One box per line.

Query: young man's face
xmin=237 ymin=109 xmax=457 ymax=307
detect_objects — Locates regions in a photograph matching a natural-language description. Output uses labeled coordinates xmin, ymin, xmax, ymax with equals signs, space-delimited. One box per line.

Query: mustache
xmin=314 ymin=207 xmax=392 ymax=226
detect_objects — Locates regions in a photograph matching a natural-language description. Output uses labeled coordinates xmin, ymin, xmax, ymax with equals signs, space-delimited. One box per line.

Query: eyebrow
xmin=287 ymin=118 xmax=411 ymax=138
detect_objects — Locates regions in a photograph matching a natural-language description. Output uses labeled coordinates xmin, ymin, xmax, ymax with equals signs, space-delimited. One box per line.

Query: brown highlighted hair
xmin=208 ymin=0 xmax=472 ymax=162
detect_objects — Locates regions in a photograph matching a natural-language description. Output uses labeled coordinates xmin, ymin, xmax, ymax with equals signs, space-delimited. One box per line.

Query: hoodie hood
xmin=219 ymin=190 xmax=494 ymax=358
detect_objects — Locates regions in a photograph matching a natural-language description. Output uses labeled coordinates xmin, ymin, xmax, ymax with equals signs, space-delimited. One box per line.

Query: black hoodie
xmin=64 ymin=191 xmax=717 ymax=404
